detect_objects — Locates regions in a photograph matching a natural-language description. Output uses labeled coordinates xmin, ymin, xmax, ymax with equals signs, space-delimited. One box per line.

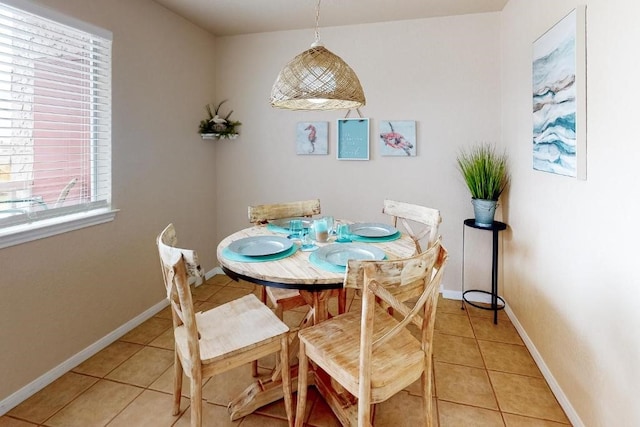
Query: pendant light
xmin=270 ymin=0 xmax=366 ymax=111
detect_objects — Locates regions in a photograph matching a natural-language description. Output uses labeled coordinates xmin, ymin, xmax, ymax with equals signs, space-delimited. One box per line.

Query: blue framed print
xmin=337 ymin=118 xmax=369 ymax=160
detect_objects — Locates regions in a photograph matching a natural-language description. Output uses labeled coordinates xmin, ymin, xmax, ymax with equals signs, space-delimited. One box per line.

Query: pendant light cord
xmin=313 ymin=0 xmax=322 ymax=46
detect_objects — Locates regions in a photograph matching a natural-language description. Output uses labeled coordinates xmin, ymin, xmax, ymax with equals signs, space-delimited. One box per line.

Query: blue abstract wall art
xmin=533 ymin=9 xmax=582 ymax=178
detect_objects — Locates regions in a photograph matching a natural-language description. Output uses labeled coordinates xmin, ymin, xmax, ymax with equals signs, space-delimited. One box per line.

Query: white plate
xmin=269 ymin=217 xmax=314 ymax=229
xmin=315 ymin=243 xmax=385 ymax=267
xmin=349 ymin=222 xmax=398 ymax=238
xmin=228 ymin=236 xmax=293 ymax=257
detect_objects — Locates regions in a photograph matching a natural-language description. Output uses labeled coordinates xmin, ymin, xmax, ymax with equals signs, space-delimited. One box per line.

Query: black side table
xmin=461 ymin=219 xmax=507 ymax=324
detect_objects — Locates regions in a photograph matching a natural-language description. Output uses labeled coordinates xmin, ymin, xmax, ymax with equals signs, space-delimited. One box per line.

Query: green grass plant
xmin=457 ymin=143 xmax=509 ymax=201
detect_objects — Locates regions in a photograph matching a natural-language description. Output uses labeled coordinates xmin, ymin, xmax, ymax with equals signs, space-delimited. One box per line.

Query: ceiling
xmin=152 ymin=0 xmax=508 ymax=37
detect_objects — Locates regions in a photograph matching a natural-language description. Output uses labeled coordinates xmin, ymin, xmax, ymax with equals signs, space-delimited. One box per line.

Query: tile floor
xmin=1 ymin=274 xmax=571 ymax=426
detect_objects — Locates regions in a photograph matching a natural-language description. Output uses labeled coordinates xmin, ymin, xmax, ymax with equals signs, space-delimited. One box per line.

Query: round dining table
xmin=217 ymin=223 xmax=417 ymax=288
xmin=216 ymin=222 xmax=417 ymax=421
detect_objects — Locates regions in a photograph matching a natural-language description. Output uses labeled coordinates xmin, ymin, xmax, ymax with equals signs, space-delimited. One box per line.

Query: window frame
xmin=0 ymin=0 xmax=116 ymax=249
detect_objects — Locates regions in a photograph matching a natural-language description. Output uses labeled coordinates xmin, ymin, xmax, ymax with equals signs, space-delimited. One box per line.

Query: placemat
xmin=266 ymin=223 xmax=290 ymax=234
xmin=221 ymin=244 xmax=298 ymax=263
xmin=349 ymin=231 xmax=401 ymax=243
xmin=308 ymin=251 xmax=346 ymax=273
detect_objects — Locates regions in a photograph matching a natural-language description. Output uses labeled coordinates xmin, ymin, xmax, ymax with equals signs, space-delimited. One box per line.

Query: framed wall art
xmin=296 ymin=121 xmax=328 ymax=155
xmin=532 ymin=5 xmax=586 ymax=179
xmin=337 ymin=118 xmax=369 ymax=160
xmin=379 ymin=120 xmax=416 ymax=156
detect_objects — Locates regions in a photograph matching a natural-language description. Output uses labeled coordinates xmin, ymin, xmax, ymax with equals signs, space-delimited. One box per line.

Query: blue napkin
xmin=221 ymin=244 xmax=298 ymax=263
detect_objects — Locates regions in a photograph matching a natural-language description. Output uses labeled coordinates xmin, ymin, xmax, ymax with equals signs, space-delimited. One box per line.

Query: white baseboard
xmin=207 ymin=266 xmax=224 ymax=279
xmin=0 ymin=298 xmax=169 ymax=416
xmin=0 ymin=266 xmax=226 ymax=415
xmin=504 ymin=305 xmax=584 ymax=427
xmin=440 ymin=287 xmax=583 ymax=426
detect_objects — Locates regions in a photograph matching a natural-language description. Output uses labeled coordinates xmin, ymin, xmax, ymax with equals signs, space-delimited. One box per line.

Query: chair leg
xmin=294 ymin=341 xmax=309 ymax=427
xmin=280 ymin=334 xmax=293 ymax=427
xmin=252 ymin=287 xmax=271 ymax=378
xmin=173 ymin=350 xmax=183 ymax=415
xmin=421 ymin=365 xmax=433 ymax=427
xmin=190 ymin=369 xmax=202 ymax=427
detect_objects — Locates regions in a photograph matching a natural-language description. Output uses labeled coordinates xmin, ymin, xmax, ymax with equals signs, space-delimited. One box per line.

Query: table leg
xmin=227 ymin=289 xmax=333 ymax=420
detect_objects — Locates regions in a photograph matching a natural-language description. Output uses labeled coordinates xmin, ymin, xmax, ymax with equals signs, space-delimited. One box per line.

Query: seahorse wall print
xmin=379 ymin=121 xmax=416 ymax=157
xmin=296 ymin=122 xmax=328 ymax=155
xmin=532 ymin=9 xmax=578 ymax=177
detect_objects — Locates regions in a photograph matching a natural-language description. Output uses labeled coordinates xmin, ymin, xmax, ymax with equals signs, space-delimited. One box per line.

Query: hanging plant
xmin=199 ymin=100 xmax=242 ymax=139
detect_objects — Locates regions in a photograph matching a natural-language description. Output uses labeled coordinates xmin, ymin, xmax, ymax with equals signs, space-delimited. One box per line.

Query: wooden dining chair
xmin=382 ymin=199 xmax=441 ymax=254
xmin=157 ymin=224 xmax=293 ymax=427
xmin=248 ymin=199 xmax=334 ymax=318
xmin=294 ymin=241 xmax=448 ymax=427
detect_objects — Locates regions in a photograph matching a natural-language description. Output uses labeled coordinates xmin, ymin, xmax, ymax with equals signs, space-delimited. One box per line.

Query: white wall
xmin=501 ymin=0 xmax=640 ymax=425
xmin=213 ymin=13 xmax=503 ymax=295
xmin=0 ymin=0 xmax=217 ymax=402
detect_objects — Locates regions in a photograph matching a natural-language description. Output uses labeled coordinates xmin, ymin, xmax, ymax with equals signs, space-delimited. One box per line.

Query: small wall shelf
xmin=200 ymin=133 xmax=239 ymax=140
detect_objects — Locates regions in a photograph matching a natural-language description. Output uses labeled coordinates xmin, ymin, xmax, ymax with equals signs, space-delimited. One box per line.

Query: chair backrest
xmin=382 ymin=199 xmax=441 ymax=253
xmin=346 ymin=241 xmax=448 ymax=397
xmin=54 ymin=177 xmax=78 ymax=208
xmin=248 ymin=199 xmax=321 ymax=224
xmin=157 ymin=223 xmax=204 ymax=366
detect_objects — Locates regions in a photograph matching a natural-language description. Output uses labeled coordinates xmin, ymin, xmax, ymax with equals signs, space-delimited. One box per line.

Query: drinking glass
xmin=324 ymin=216 xmax=335 ymax=235
xmin=301 ymin=229 xmax=315 ymax=250
xmin=337 ymin=223 xmax=351 ymax=242
xmin=289 ymin=219 xmax=303 ymax=239
xmin=313 ymin=218 xmax=329 ymax=243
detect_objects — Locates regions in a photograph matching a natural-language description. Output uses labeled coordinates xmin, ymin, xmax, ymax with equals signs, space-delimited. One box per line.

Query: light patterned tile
xmin=106 ymin=347 xmax=174 ymax=387
xmin=8 ymin=372 xmax=97 ymax=424
xmin=43 ymin=380 xmax=141 ymax=427
xmin=489 ymin=372 xmax=569 ymax=423
xmin=470 ymin=315 xmax=523 ymax=345
xmin=433 ymin=332 xmax=484 ymax=368
xmin=374 ymin=391 xmax=437 ymax=426
xmin=191 ymin=283 xmax=222 ymax=301
xmin=438 ymin=400 xmax=504 ymax=427
xmin=148 ymin=327 xmax=175 ymax=350
xmin=149 ymin=364 xmax=212 ymax=399
xmin=173 ymin=401 xmax=241 ymax=426
xmin=120 ymin=317 xmax=172 ymax=345
xmin=503 ymin=413 xmax=571 ymax=426
xmin=437 ymin=295 xmax=467 ymax=315
xmin=435 ymin=312 xmax=475 ymax=338
xmin=106 ymin=389 xmax=188 ymax=426
xmin=434 ymin=362 xmax=498 ymax=410
xmin=206 ymin=286 xmax=253 ymax=305
xmin=0 ymin=416 xmax=38 ymax=426
xmin=72 ymin=341 xmax=143 ymax=377
xmin=478 ymin=340 xmax=542 ymax=377
xmin=206 ymin=274 xmax=234 ymax=287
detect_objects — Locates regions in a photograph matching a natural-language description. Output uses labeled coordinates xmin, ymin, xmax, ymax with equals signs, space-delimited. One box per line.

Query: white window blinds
xmin=0 ymin=1 xmax=112 ymax=228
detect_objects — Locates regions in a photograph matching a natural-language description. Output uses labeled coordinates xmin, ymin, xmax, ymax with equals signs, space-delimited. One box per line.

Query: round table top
xmin=217 ymin=224 xmax=417 ymax=291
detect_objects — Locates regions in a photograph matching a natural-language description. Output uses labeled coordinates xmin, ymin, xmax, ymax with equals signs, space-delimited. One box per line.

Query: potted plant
xmin=199 ymin=100 xmax=242 ymax=140
xmin=456 ymin=143 xmax=509 ymax=227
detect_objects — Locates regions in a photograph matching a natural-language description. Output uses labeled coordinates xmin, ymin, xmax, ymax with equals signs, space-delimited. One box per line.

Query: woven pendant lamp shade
xmin=270 ymin=43 xmax=366 ymax=111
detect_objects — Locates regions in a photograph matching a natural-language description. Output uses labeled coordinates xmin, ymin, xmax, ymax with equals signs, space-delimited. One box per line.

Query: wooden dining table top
xmin=216 ymin=223 xmax=417 ymax=291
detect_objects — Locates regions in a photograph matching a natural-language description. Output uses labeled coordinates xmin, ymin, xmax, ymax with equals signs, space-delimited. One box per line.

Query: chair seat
xmin=298 ymin=305 xmax=424 ymax=403
xmin=175 ymin=294 xmax=289 ymax=365
xmin=267 ymin=287 xmax=303 ymax=302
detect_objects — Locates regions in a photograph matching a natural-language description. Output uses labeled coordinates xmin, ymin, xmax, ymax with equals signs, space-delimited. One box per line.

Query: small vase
xmin=471 ymin=198 xmax=497 ymax=227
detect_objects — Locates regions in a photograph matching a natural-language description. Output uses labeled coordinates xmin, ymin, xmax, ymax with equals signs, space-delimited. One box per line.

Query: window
xmin=0 ymin=1 xmax=114 ymax=248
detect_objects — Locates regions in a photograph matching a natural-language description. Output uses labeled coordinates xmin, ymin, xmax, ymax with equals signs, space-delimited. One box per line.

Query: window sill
xmin=0 ymin=208 xmax=119 ymax=249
